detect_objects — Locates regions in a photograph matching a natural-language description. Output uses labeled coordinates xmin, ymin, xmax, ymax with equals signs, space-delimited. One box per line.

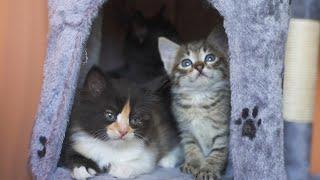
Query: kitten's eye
xmin=130 ymin=117 xmax=142 ymax=126
xmin=105 ymin=110 xmax=115 ymax=121
xmin=180 ymin=59 xmax=193 ymax=68
xmin=204 ymin=54 xmax=216 ymax=64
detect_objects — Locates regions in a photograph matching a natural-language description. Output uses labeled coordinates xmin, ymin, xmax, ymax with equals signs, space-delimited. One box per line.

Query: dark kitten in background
xmin=59 ymin=67 xmax=182 ymax=179
xmin=108 ymin=6 xmax=179 ymax=84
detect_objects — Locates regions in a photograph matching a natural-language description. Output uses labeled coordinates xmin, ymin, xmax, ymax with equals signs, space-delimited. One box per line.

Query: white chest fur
xmin=71 ymin=132 xmax=156 ymax=178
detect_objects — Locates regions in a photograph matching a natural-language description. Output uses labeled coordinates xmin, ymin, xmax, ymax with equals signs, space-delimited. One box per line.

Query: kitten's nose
xmin=194 ymin=63 xmax=204 ymax=72
xmin=119 ymin=130 xmax=128 ymax=139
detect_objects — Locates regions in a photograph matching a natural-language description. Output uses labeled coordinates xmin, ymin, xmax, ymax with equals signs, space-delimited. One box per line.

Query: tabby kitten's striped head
xmin=158 ymin=28 xmax=228 ymax=89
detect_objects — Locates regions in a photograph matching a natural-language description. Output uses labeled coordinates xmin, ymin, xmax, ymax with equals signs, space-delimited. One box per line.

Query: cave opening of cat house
xmin=59 ymin=0 xmax=231 ymax=179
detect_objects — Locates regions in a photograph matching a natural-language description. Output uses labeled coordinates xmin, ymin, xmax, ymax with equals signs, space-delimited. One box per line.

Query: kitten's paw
xmin=71 ymin=166 xmax=96 ymax=180
xmin=196 ymin=167 xmax=220 ymax=180
xmin=158 ymin=146 xmax=183 ymax=168
xmin=159 ymin=155 xmax=177 ymax=168
xmin=180 ymin=161 xmax=200 ymax=175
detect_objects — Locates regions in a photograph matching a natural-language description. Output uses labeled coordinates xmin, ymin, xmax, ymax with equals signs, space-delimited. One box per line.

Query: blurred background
xmin=0 ymin=0 xmax=47 ymax=179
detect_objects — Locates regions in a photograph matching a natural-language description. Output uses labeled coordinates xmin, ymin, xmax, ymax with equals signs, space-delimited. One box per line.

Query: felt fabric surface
xmin=212 ymin=0 xmax=289 ymax=179
xmin=53 ymin=167 xmax=193 ymax=180
xmin=29 ymin=0 xmax=290 ymax=179
xmin=53 ymin=167 xmax=236 ymax=180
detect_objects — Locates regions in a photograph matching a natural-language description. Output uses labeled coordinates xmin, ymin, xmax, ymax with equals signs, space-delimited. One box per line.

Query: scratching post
xmin=29 ymin=0 xmax=290 ymax=179
xmin=284 ymin=19 xmax=320 ymax=180
xmin=211 ymin=1 xmax=289 ymax=179
xmin=284 ymin=0 xmax=320 ymax=179
xmin=29 ymin=1 xmax=106 ymax=179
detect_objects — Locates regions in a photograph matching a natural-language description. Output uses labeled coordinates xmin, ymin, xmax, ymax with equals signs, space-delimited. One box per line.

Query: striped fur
xmin=158 ymin=28 xmax=230 ymax=180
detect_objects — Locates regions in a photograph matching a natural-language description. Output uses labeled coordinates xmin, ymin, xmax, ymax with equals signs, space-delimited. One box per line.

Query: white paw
xmin=87 ymin=168 xmax=97 ymax=175
xmin=158 ymin=146 xmax=184 ymax=168
xmin=158 ymin=155 xmax=177 ymax=168
xmin=71 ymin=166 xmax=96 ymax=180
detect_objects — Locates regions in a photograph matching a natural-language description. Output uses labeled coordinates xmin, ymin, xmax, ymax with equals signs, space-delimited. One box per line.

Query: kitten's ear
xmin=158 ymin=37 xmax=180 ymax=74
xmin=84 ymin=67 xmax=108 ymax=97
xmin=207 ymin=24 xmax=229 ymax=55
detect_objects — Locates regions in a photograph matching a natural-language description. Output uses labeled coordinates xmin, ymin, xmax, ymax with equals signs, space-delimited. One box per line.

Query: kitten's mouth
xmin=196 ymin=72 xmax=208 ymax=79
xmin=111 ymin=137 xmax=127 ymax=141
xmin=116 ymin=134 xmax=128 ymax=140
xmin=116 ymin=138 xmax=126 ymax=141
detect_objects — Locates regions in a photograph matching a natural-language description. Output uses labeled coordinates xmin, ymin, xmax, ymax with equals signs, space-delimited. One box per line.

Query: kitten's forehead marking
xmin=182 ymin=48 xmax=198 ymax=63
xmin=121 ymin=99 xmax=131 ymax=119
xmin=200 ymin=48 xmax=209 ymax=61
xmin=117 ymin=98 xmax=131 ymax=127
xmin=106 ymin=98 xmax=134 ymax=136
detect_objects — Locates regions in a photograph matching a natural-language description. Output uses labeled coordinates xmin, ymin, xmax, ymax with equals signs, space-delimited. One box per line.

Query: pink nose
xmin=194 ymin=63 xmax=204 ymax=72
xmin=119 ymin=130 xmax=128 ymax=139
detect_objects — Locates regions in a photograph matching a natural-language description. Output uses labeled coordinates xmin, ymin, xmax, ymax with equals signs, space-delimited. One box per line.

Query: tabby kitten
xmin=158 ymin=26 xmax=230 ymax=180
xmin=59 ymin=67 xmax=181 ymax=179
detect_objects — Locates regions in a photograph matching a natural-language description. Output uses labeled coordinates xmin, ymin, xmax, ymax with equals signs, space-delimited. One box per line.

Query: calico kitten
xmin=59 ymin=67 xmax=181 ymax=179
xmin=108 ymin=6 xmax=179 ymax=84
xmin=158 ymin=26 xmax=230 ymax=180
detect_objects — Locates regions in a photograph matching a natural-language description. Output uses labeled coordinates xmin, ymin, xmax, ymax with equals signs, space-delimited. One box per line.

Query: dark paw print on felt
xmin=235 ymin=106 xmax=262 ymax=140
xmin=37 ymin=136 xmax=47 ymax=158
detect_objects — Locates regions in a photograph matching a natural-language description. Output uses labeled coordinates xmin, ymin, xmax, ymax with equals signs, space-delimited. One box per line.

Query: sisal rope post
xmin=283 ymin=19 xmax=320 ymax=123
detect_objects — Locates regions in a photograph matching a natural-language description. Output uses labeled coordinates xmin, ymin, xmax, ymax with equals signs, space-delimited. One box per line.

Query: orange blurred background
xmin=0 ymin=0 xmax=48 ymax=179
xmin=310 ymin=51 xmax=320 ymax=174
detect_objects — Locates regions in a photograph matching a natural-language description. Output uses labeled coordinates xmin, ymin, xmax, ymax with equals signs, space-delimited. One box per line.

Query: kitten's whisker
xmin=91 ymin=129 xmax=106 ymax=137
xmin=90 ymin=129 xmax=109 ymax=142
xmin=134 ymin=133 xmax=149 ymax=143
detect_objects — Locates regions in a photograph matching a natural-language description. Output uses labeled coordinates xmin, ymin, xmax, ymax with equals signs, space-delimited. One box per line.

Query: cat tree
xmin=29 ymin=0 xmax=291 ymax=179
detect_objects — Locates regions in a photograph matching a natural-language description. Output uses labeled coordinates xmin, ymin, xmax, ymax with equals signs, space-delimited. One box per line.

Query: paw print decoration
xmin=235 ymin=106 xmax=262 ymax=140
xmin=37 ymin=136 xmax=47 ymax=158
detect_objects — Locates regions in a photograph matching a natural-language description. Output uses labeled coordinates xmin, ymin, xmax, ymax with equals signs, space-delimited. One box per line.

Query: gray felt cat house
xmin=29 ymin=0 xmax=320 ymax=179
